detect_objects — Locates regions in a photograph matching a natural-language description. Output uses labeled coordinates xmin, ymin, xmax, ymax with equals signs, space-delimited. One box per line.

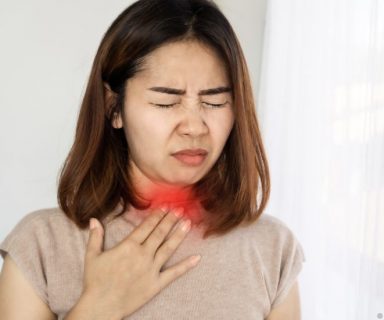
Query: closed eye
xmin=152 ymin=103 xmax=177 ymax=108
xmin=151 ymin=102 xmax=228 ymax=109
xmin=203 ymin=102 xmax=228 ymax=108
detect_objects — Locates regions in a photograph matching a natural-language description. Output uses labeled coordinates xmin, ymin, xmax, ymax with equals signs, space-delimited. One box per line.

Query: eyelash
xmin=153 ymin=102 xmax=227 ymax=109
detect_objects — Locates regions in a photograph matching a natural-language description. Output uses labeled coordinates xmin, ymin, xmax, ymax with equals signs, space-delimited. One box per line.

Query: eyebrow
xmin=147 ymin=86 xmax=232 ymax=96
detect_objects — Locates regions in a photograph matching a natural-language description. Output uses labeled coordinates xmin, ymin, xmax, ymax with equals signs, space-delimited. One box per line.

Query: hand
xmin=82 ymin=207 xmax=201 ymax=318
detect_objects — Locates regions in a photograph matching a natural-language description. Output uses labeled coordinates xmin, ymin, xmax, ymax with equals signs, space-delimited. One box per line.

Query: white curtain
xmin=258 ymin=0 xmax=384 ymax=319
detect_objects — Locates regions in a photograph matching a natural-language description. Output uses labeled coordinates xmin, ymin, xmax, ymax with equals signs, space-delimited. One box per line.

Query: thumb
xmin=86 ymin=218 xmax=104 ymax=260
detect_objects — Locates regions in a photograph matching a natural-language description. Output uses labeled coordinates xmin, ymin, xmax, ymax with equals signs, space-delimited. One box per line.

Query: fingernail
xmin=90 ymin=218 xmax=97 ymax=230
xmin=190 ymin=255 xmax=201 ymax=265
xmin=160 ymin=203 xmax=169 ymax=213
xmin=173 ymin=207 xmax=184 ymax=218
xmin=181 ymin=219 xmax=191 ymax=232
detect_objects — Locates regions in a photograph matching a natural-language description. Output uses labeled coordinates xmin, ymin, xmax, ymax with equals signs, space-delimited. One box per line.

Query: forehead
xmin=135 ymin=40 xmax=229 ymax=83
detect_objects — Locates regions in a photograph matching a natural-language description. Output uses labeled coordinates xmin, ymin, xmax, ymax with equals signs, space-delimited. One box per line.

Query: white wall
xmin=217 ymin=0 xmax=267 ymax=99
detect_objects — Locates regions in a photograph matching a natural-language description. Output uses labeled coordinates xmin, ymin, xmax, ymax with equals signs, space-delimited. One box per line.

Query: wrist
xmin=69 ymin=290 xmax=123 ymax=320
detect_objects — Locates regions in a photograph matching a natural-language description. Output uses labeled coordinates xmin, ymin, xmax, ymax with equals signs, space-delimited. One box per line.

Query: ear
xmin=103 ymin=82 xmax=123 ymax=129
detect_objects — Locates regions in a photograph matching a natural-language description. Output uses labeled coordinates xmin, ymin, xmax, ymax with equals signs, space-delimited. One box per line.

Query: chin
xmin=173 ymin=170 xmax=208 ymax=184
xmin=160 ymin=177 xmax=198 ymax=188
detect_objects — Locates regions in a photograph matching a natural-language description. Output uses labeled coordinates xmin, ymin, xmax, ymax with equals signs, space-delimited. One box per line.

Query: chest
xmin=50 ymin=225 xmax=271 ymax=319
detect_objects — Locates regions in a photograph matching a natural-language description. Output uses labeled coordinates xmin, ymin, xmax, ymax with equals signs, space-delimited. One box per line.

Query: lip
xmin=171 ymin=148 xmax=208 ymax=156
xmin=172 ymin=153 xmax=207 ymax=166
xmin=171 ymin=149 xmax=208 ymax=166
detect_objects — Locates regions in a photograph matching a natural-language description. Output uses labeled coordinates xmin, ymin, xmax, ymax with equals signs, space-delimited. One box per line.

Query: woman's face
xmin=112 ymin=40 xmax=234 ymax=199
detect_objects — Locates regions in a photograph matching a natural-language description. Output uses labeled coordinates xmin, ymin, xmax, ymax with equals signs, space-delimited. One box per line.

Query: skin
xmin=0 ymin=39 xmax=301 ymax=319
xmin=108 ymin=39 xmax=235 ymax=223
xmin=266 ymin=281 xmax=302 ymax=319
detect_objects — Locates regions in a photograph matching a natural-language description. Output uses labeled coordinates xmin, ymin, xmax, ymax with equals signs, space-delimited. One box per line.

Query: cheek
xmin=210 ymin=110 xmax=234 ymax=141
xmin=124 ymin=110 xmax=170 ymax=155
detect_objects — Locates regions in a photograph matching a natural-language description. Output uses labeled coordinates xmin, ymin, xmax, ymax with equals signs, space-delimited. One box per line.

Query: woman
xmin=0 ymin=0 xmax=305 ymax=319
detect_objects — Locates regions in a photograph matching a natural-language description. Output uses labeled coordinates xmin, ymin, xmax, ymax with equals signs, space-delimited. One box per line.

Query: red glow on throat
xmin=135 ymin=184 xmax=204 ymax=224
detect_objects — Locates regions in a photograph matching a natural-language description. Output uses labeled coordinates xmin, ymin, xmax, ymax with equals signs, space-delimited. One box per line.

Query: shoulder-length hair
xmin=57 ymin=0 xmax=270 ymax=239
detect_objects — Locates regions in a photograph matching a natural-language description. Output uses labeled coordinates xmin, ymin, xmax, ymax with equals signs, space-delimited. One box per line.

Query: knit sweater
xmin=0 ymin=206 xmax=305 ymax=319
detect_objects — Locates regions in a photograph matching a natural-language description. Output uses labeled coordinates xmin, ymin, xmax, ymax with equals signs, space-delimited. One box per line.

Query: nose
xmin=177 ymin=104 xmax=209 ymax=137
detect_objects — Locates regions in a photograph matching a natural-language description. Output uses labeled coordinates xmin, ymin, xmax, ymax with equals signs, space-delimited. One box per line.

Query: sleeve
xmin=0 ymin=211 xmax=49 ymax=304
xmin=270 ymin=225 xmax=306 ymax=309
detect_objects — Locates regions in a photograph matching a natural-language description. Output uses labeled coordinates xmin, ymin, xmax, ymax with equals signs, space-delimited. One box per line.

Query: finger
xmin=158 ymin=255 xmax=201 ymax=289
xmin=143 ymin=207 xmax=184 ymax=254
xmin=154 ymin=218 xmax=191 ymax=269
xmin=85 ymin=218 xmax=104 ymax=262
xmin=127 ymin=206 xmax=169 ymax=244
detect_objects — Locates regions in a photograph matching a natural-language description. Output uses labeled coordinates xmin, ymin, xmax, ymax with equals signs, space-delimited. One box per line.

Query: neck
xmin=125 ymin=163 xmax=206 ymax=226
xmin=129 ymin=183 xmax=205 ymax=226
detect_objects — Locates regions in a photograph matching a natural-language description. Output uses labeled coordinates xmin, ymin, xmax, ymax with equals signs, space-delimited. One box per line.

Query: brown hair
xmin=57 ymin=0 xmax=270 ymax=239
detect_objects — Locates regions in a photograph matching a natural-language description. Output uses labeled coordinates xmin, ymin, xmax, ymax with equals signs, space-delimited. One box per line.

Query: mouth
xmin=171 ymin=151 xmax=208 ymax=166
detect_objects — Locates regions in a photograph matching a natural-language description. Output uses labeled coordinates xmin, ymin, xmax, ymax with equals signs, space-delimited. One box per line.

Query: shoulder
xmin=0 ymin=207 xmax=81 ymax=306
xmin=245 ymin=213 xmax=306 ymax=309
xmin=10 ymin=206 xmax=71 ymax=225
xmin=252 ymin=213 xmax=293 ymax=231
xmin=6 ymin=207 xmax=79 ymax=232
xmin=246 ymin=213 xmax=301 ymax=245
xmin=248 ymin=212 xmax=305 ymax=260
xmin=1 ymin=207 xmax=85 ymax=254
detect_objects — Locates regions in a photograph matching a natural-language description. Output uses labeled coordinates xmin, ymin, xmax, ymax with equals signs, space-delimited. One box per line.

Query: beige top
xmin=0 ymin=206 xmax=305 ymax=319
